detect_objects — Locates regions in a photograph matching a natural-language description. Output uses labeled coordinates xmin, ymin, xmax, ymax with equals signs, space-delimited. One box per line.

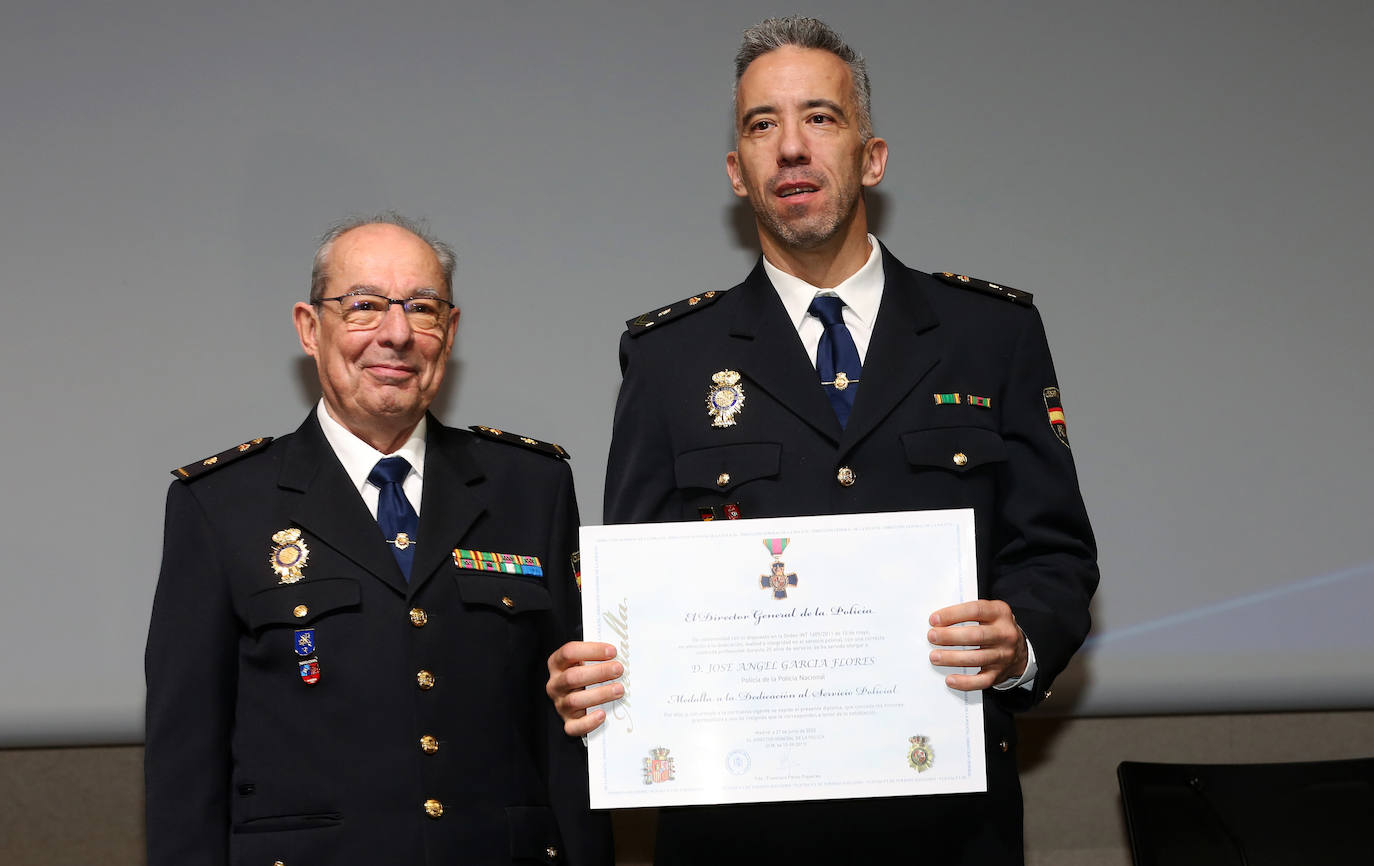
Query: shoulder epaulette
xmin=470 ymin=425 xmax=570 ymax=460
xmin=626 ymin=289 xmax=728 ymax=336
xmin=932 ymin=271 xmax=1034 ymax=306
xmin=171 ymin=436 xmax=273 ymax=480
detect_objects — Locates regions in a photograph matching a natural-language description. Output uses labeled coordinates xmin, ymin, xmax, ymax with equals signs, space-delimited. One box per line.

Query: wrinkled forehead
xmin=735 ymin=46 xmax=855 ymax=119
xmin=327 ymin=224 xmax=447 ymax=297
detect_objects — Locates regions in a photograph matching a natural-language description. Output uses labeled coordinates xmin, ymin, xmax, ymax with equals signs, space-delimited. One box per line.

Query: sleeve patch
xmin=1043 ymin=387 xmax=1070 ymax=448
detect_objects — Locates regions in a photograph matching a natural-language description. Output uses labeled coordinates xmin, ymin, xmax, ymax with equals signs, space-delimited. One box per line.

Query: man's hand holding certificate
xmin=548 ymin=509 xmax=1030 ymax=808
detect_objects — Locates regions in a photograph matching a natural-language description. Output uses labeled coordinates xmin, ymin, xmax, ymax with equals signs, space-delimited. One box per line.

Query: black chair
xmin=1117 ymin=757 xmax=1374 ymax=866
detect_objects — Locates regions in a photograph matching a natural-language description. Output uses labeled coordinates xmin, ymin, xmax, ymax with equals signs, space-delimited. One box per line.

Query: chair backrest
xmin=1117 ymin=757 xmax=1374 ymax=866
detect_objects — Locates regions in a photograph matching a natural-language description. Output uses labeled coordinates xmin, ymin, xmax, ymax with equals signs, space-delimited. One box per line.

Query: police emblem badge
xmin=908 ymin=735 xmax=935 ymax=772
xmin=643 ymin=747 xmax=676 ymax=784
xmin=760 ymin=538 xmax=798 ymax=600
xmin=706 ymin=369 xmax=746 ymax=428
xmin=298 ymin=657 xmax=321 ymax=686
xmin=269 ymin=528 xmax=310 ymax=583
xmin=1043 ymin=386 xmax=1070 ymax=448
xmin=294 ymin=628 xmax=316 ymax=657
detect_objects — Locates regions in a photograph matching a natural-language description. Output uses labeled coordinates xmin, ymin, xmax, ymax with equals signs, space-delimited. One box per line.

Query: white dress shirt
xmin=762 ymin=233 xmax=885 ymax=367
xmin=316 ymin=398 xmax=427 ymax=519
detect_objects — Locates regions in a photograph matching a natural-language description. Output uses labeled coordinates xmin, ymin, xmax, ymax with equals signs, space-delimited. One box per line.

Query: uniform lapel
xmin=838 ymin=246 xmax=943 ymax=459
xmin=280 ymin=411 xmax=409 ymax=595
xmin=729 ymin=260 xmax=843 ymax=444
xmin=407 ymin=419 xmax=487 ymax=597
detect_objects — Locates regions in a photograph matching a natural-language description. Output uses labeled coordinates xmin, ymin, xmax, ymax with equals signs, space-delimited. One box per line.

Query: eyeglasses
xmin=314 ymin=292 xmax=455 ymax=332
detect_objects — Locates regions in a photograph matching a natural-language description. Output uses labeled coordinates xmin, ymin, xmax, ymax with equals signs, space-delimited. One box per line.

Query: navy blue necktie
xmin=369 ymin=456 xmax=418 ymax=580
xmin=808 ymin=295 xmax=862 ymax=427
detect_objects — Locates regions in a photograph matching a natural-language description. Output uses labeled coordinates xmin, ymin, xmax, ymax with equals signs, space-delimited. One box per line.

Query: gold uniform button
xmin=274 ymin=862 xmax=286 ymax=866
xmin=716 ymin=472 xmax=730 ymax=487
xmin=292 ymin=604 xmax=308 ymax=618
xmin=419 ymin=735 xmax=439 ymax=754
xmin=836 ymin=466 xmax=856 ymax=487
xmin=953 ymin=452 xmax=969 ymax=467
xmin=546 ymin=845 xmax=559 ymax=861
xmin=417 ymin=670 xmax=436 ymax=690
xmin=501 ymin=596 xmax=515 ymax=609
xmin=423 ymin=798 xmax=444 ymax=818
xmin=409 ymin=607 xmax=428 ymax=627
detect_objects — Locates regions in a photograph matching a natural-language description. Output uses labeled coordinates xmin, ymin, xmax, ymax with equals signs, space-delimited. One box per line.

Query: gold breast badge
xmin=269 ymin=528 xmax=310 ymax=583
xmin=706 ymin=370 xmax=746 ymax=428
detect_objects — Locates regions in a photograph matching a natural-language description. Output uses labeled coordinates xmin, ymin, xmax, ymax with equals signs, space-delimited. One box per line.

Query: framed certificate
xmin=580 ymin=509 xmax=985 ymax=808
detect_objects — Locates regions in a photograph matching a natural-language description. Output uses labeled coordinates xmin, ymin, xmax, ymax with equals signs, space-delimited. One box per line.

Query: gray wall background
xmin=2 ymin=0 xmax=1372 ymax=746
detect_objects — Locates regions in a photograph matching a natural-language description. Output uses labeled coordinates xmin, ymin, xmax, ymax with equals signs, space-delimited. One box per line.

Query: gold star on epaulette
xmin=626 ymin=289 xmax=728 ymax=336
xmin=469 ymin=425 xmax=570 ymax=460
xmin=932 ymin=271 xmax=1034 ymax=306
xmin=171 ymin=436 xmax=273 ymax=480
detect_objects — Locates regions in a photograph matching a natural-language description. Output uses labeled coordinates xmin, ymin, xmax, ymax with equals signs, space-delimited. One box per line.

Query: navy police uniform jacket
xmin=145 ymin=411 xmax=612 ymax=866
xmin=605 ymin=245 xmax=1098 ymax=864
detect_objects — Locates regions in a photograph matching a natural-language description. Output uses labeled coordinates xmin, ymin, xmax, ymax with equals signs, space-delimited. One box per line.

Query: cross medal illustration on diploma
xmin=760 ymin=537 xmax=798 ymax=600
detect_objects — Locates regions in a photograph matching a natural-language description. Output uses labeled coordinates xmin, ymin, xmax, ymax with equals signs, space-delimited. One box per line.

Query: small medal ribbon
xmin=763 ymin=538 xmax=789 ymax=558
xmin=453 ymin=548 xmax=544 ymax=576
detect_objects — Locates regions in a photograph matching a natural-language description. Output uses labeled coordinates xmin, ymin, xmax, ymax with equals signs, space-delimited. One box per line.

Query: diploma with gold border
xmin=581 ymin=509 xmax=986 ymax=808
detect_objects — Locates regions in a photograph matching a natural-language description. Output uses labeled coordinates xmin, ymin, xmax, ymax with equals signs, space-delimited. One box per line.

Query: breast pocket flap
xmin=674 ymin=442 xmax=781 ymax=492
xmin=901 ymin=426 xmax=1007 ymax=472
xmin=454 ymin=572 xmax=553 ymax=615
xmin=246 ymin=577 xmax=361 ymax=630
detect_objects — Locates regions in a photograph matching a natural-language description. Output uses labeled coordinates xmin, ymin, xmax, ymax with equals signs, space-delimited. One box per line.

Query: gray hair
xmin=733 ymin=16 xmax=873 ymax=142
xmin=309 ymin=211 xmax=457 ymax=302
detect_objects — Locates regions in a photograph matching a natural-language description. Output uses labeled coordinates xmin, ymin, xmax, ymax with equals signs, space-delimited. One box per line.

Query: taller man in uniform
xmin=547 ymin=17 xmax=1098 ymax=864
xmin=146 ymin=213 xmax=611 ymax=865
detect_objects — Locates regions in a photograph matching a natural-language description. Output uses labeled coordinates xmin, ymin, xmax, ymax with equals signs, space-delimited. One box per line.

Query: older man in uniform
xmin=146 ymin=213 xmax=611 ymax=865
xmin=547 ymin=17 xmax=1098 ymax=865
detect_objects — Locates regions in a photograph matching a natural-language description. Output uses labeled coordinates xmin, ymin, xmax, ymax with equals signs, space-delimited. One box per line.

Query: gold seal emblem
xmin=706 ymin=370 xmax=746 ymax=428
xmin=269 ymin=528 xmax=310 ymax=583
xmin=908 ymin=735 xmax=935 ymax=772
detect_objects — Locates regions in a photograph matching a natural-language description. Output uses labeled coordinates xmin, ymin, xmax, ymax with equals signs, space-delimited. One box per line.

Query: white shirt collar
xmin=315 ymin=398 xmax=427 ymax=496
xmin=763 ymin=234 xmax=885 ymax=330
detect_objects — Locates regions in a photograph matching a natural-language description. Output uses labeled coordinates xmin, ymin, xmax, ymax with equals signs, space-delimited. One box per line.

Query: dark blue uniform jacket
xmin=604 ymin=245 xmax=1098 ymax=865
xmin=146 ymin=411 xmax=612 ymax=866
